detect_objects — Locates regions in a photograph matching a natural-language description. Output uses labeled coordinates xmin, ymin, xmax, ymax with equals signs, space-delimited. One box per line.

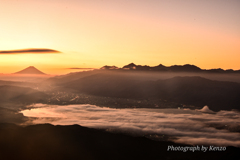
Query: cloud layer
xmin=22 ymin=104 xmax=240 ymax=147
xmin=0 ymin=48 xmax=60 ymax=54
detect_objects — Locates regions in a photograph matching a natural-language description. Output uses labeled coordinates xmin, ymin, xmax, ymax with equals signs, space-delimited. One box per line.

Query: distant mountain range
xmin=14 ymin=66 xmax=45 ymax=74
xmin=101 ymin=63 xmax=240 ymax=73
xmin=48 ymin=70 xmax=240 ymax=111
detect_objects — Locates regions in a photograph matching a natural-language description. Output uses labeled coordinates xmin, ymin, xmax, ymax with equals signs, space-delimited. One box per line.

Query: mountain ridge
xmin=61 ymin=73 xmax=240 ymax=111
xmin=101 ymin=63 xmax=240 ymax=73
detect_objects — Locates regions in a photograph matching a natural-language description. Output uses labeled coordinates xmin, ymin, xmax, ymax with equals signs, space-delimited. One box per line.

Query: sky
xmin=0 ymin=0 xmax=240 ymax=74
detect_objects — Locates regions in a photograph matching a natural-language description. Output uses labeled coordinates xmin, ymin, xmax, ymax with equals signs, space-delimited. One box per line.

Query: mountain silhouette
xmin=102 ymin=63 xmax=240 ymax=73
xmin=14 ymin=66 xmax=46 ymax=74
xmin=123 ymin=63 xmax=137 ymax=69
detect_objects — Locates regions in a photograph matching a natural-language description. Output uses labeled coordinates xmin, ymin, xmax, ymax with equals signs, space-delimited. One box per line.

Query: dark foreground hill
xmin=0 ymin=123 xmax=239 ymax=160
xmin=61 ymin=73 xmax=240 ymax=111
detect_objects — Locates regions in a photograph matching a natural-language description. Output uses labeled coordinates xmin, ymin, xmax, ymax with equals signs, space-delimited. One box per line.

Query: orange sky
xmin=0 ymin=0 xmax=240 ymax=74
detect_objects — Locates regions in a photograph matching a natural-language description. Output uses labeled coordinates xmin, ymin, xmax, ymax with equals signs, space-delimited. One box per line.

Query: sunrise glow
xmin=1 ymin=0 xmax=240 ymax=74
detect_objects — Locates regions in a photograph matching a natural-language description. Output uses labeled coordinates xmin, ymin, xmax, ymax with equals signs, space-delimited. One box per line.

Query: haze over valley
xmin=0 ymin=63 xmax=240 ymax=160
xmin=0 ymin=65 xmax=240 ymax=150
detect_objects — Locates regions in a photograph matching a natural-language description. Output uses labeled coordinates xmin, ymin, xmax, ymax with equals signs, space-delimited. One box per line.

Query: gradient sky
xmin=0 ymin=0 xmax=240 ymax=74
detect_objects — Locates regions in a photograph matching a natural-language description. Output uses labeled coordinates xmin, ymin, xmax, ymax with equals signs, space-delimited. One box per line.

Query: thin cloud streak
xmin=67 ymin=68 xmax=95 ymax=69
xmin=0 ymin=48 xmax=61 ymax=54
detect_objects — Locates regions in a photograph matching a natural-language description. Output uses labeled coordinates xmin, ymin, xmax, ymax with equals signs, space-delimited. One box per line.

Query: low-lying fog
xmin=91 ymin=70 xmax=240 ymax=83
xmin=0 ymin=74 xmax=53 ymax=82
xmin=21 ymin=104 xmax=240 ymax=147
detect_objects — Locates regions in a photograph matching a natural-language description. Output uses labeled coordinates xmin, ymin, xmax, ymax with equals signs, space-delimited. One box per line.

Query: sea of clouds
xmin=22 ymin=104 xmax=240 ymax=147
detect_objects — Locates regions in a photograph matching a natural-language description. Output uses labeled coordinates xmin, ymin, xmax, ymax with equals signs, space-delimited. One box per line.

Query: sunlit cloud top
xmin=22 ymin=104 xmax=240 ymax=147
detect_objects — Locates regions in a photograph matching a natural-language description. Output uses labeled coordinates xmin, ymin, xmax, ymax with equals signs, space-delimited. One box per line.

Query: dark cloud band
xmin=0 ymin=48 xmax=61 ymax=54
xmin=67 ymin=68 xmax=95 ymax=69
